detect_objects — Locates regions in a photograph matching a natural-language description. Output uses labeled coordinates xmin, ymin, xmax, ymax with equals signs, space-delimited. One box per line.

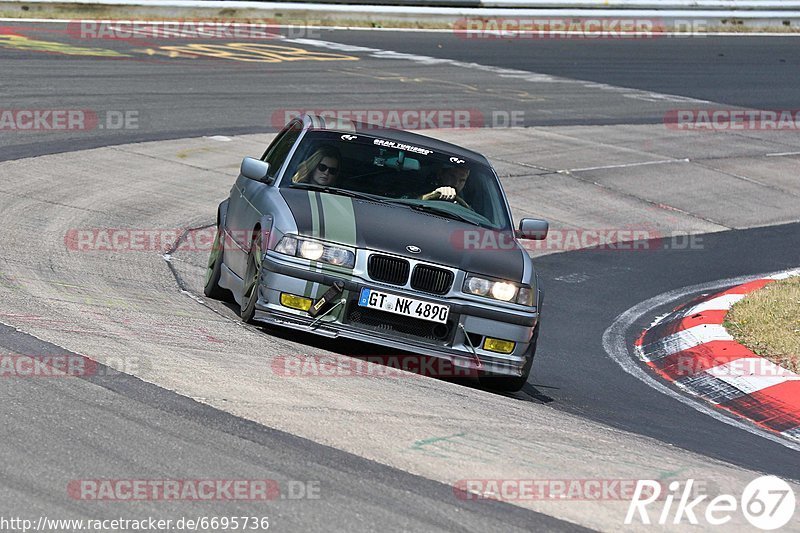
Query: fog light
xmin=483 ymin=337 xmax=515 ymax=354
xmin=280 ymin=293 xmax=313 ymax=311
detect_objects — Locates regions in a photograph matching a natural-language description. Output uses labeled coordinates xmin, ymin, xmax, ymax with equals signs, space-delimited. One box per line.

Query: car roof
xmin=305 ymin=114 xmax=490 ymax=165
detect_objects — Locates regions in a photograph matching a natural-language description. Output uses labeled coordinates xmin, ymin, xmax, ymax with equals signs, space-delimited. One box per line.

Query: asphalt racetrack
xmin=1 ymin=21 xmax=799 ymax=531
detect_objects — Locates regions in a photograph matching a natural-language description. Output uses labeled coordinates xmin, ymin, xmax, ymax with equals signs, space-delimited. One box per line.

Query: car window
xmin=263 ymin=121 xmax=302 ymax=178
xmin=281 ymin=131 xmax=512 ymax=230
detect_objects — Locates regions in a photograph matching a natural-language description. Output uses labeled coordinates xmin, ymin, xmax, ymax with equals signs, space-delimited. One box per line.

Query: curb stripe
xmin=641 ymin=324 xmax=732 ymax=361
xmin=637 ymin=270 xmax=800 ymax=443
xmin=650 ymin=340 xmax=755 ymax=380
xmin=719 ymin=386 xmax=800 ymax=433
xmin=670 ymin=291 xmax=720 ymax=313
xmin=709 ymin=359 xmax=793 ymax=394
xmin=686 ymin=293 xmax=745 ymax=314
xmin=746 ymin=381 xmax=800 ymax=410
xmin=718 ymin=278 xmax=774 ymax=296
xmin=677 ymin=373 xmax=747 ymax=404
xmin=640 ymin=309 xmax=729 ymax=346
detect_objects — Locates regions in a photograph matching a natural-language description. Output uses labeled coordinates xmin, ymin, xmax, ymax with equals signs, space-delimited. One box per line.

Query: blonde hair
xmin=291 ymin=145 xmax=342 ymax=184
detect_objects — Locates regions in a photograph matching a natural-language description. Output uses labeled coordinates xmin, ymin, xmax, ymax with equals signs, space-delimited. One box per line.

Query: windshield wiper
xmin=291 ymin=184 xmax=382 ymax=202
xmin=403 ymin=202 xmax=481 ymax=226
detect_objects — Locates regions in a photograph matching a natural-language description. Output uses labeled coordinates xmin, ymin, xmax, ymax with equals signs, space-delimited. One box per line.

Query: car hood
xmin=280 ymin=188 xmax=525 ymax=281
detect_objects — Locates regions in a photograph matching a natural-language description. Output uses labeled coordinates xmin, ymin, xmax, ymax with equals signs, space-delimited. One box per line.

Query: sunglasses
xmin=316 ymin=163 xmax=339 ymax=176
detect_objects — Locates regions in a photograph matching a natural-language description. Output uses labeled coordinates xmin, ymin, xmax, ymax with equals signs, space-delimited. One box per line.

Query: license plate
xmin=358 ymin=288 xmax=450 ymax=324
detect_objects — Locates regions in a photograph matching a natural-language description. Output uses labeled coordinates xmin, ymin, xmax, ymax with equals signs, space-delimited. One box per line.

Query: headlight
xmin=464 ymin=275 xmax=533 ymax=306
xmin=274 ymin=235 xmax=355 ymax=269
xmin=491 ymin=281 xmax=516 ymax=301
xmin=299 ymin=240 xmax=324 ymax=260
xmin=465 ymin=276 xmax=491 ymax=296
xmin=325 ymin=247 xmax=352 ymax=266
xmin=275 ymin=235 xmax=298 ymax=256
xmin=516 ymin=286 xmax=534 ymax=306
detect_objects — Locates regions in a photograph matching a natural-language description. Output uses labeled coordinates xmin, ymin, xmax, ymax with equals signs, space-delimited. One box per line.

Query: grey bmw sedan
xmin=205 ymin=114 xmax=548 ymax=391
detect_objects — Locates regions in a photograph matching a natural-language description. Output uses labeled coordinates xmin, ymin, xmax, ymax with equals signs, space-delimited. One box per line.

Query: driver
xmin=291 ymin=145 xmax=341 ymax=187
xmin=420 ymin=166 xmax=470 ymax=206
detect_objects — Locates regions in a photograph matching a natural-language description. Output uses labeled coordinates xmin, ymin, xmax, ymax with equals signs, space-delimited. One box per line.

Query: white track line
xmin=568 ymin=158 xmax=687 ymax=173
xmin=288 ymin=37 xmax=714 ymax=104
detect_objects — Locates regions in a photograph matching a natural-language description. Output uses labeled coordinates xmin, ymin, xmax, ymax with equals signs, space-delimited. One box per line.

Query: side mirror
xmin=241 ymin=157 xmax=271 ymax=182
xmin=517 ymin=218 xmax=548 ymax=240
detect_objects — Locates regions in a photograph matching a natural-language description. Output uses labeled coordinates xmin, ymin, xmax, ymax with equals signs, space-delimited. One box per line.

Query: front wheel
xmin=204 ymin=226 xmax=227 ymax=300
xmin=478 ymin=324 xmax=539 ymax=392
xmin=240 ymin=231 xmax=263 ymax=324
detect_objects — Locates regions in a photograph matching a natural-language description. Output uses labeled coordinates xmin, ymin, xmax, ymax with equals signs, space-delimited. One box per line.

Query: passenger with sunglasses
xmin=291 ymin=145 xmax=341 ymax=186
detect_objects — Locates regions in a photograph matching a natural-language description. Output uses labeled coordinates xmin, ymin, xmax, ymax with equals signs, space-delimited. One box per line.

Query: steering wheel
xmin=454 ymin=196 xmax=471 ymax=209
xmin=428 ymin=191 xmax=471 ymax=209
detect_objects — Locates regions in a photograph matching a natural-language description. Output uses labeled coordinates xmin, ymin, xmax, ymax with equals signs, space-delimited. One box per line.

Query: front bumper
xmin=253 ymin=253 xmax=539 ymax=377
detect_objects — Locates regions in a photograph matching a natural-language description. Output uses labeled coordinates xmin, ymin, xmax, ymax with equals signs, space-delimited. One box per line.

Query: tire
xmin=478 ymin=323 xmax=539 ymax=393
xmin=240 ymin=231 xmax=262 ymax=324
xmin=204 ymin=226 xmax=227 ymax=300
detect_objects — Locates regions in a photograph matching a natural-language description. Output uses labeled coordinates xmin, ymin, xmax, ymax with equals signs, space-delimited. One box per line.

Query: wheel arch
xmin=217 ymin=198 xmax=230 ymax=229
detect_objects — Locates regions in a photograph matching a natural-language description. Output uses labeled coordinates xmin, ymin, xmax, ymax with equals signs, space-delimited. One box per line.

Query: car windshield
xmin=280 ymin=130 xmax=512 ymax=230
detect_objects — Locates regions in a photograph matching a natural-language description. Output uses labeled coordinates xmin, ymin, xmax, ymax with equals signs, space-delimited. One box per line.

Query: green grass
xmin=725 ymin=276 xmax=800 ymax=373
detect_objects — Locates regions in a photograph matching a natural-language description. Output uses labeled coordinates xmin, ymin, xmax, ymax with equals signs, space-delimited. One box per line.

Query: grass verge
xmin=725 ymin=276 xmax=800 ymax=373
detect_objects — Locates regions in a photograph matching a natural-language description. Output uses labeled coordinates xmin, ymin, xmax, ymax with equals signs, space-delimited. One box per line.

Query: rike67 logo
xmin=626 ymin=476 xmax=795 ymax=530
